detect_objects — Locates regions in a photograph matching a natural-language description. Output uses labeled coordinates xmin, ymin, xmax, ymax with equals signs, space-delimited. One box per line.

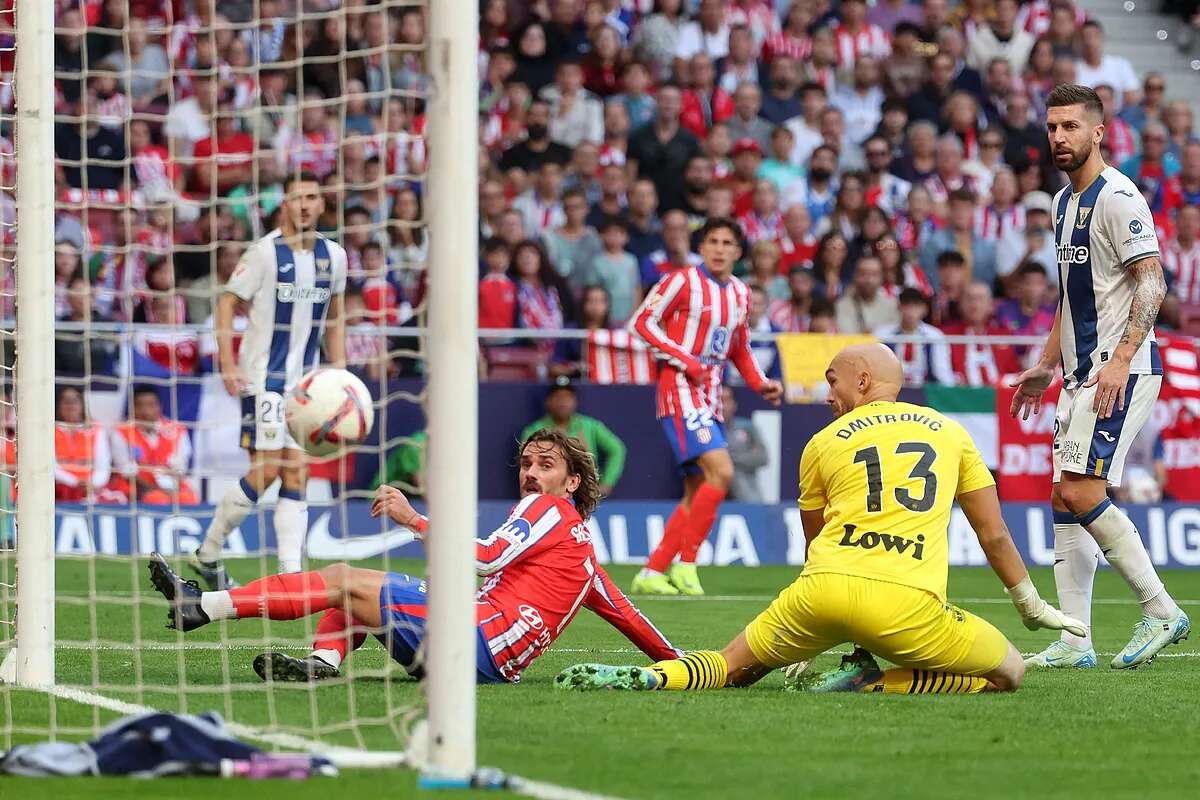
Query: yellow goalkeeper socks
xmin=649 ymin=650 xmax=728 ymax=690
xmin=864 ymin=668 xmax=990 ymax=694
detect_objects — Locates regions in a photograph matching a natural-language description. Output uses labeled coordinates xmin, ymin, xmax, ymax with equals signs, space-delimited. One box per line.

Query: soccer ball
xmin=285 ymin=368 xmax=375 ymax=457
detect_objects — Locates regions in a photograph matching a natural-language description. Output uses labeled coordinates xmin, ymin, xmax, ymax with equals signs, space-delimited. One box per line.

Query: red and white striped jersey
xmin=832 ymin=24 xmax=890 ymax=68
xmin=1105 ymin=117 xmax=1139 ymax=167
xmin=973 ymin=204 xmax=1026 ymax=242
xmin=1017 ymin=0 xmax=1087 ymax=37
xmin=737 ymin=210 xmax=785 ymax=245
xmin=629 ymin=265 xmax=767 ymax=420
xmin=473 ymin=494 xmax=680 ymax=682
xmin=585 ymin=329 xmax=657 ymax=385
xmin=762 ymin=31 xmax=812 ymax=62
xmin=1162 ymin=236 xmax=1200 ymax=304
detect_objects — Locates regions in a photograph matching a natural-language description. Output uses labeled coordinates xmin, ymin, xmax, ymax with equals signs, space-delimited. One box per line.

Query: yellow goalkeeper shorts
xmin=743 ymin=572 xmax=1009 ymax=675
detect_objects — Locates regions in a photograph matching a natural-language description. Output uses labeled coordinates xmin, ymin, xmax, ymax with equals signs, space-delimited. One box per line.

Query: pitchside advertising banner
xmin=46 ymin=501 xmax=1200 ymax=568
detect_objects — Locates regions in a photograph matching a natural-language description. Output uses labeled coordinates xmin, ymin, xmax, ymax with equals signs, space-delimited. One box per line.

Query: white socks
xmin=198 ymin=479 xmax=257 ymax=562
xmin=1080 ymin=499 xmax=1179 ymax=620
xmin=199 ymin=590 xmax=236 ymax=621
xmin=275 ymin=490 xmax=308 ymax=574
xmin=1052 ymin=516 xmax=1100 ymax=650
xmin=309 ymin=648 xmax=343 ymax=669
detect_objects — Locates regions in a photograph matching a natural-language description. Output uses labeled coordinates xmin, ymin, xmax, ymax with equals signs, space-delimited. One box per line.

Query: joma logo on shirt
xmin=1057 ymin=244 xmax=1090 ymax=264
xmin=838 ymin=523 xmax=926 ymax=560
xmin=276 ymin=284 xmax=332 ymax=303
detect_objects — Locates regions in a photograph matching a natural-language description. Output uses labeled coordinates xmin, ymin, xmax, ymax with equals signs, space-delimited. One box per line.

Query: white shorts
xmin=240 ymin=392 xmax=300 ymax=452
xmin=1052 ymin=374 xmax=1161 ymax=486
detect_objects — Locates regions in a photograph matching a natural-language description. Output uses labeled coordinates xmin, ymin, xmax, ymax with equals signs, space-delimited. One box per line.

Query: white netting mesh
xmin=1 ymin=0 xmax=436 ymax=766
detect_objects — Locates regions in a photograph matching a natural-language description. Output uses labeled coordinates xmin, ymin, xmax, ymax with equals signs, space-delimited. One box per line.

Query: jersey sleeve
xmin=628 ymin=271 xmax=704 ymax=374
xmin=954 ymin=422 xmax=996 ymax=497
xmin=583 ymin=565 xmax=682 ymax=661
xmin=474 ymin=494 xmax=569 ymax=576
xmin=1102 ymin=186 xmax=1159 ymax=268
xmin=798 ymin=437 xmax=827 ymax=511
xmin=225 ymin=242 xmax=266 ymax=300
xmin=331 ymin=240 xmax=349 ymax=295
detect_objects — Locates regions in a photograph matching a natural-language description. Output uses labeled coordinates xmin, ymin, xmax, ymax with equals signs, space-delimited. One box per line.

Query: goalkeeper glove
xmin=1005 ymin=576 xmax=1089 ymax=638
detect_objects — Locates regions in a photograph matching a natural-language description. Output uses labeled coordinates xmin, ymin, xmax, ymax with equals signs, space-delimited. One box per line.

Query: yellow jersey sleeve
xmin=955 ymin=422 xmax=996 ymax=497
xmin=798 ymin=437 xmax=827 ymax=511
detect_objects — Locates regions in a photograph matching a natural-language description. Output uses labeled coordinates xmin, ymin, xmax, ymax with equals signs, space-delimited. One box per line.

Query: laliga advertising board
xmin=996 ymin=382 xmax=1062 ymax=501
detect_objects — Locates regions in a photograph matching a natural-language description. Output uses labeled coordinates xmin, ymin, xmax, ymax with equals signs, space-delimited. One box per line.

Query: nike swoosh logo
xmin=1044 ymin=655 xmax=1070 ymax=663
xmin=1115 ymin=190 xmax=1135 ymax=197
xmin=304 ymin=511 xmax=418 ymax=560
xmin=1121 ymin=638 xmax=1156 ymax=664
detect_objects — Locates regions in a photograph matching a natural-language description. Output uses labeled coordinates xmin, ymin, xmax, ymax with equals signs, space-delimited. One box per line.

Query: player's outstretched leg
xmin=253 ymin=652 xmax=340 ymax=682
xmin=148 ymin=552 xmax=212 ymax=632
xmin=556 ymin=650 xmax=729 ymax=691
xmin=792 ymin=645 xmax=1025 ymax=695
xmin=193 ymin=476 xmax=261 ymax=590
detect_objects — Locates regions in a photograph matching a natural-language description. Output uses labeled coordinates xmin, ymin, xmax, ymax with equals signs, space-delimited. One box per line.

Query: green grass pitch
xmin=2 ymin=557 xmax=1197 ymax=799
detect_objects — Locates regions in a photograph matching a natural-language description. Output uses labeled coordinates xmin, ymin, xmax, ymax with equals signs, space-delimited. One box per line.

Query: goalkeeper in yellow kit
xmin=557 ymin=343 xmax=1086 ymax=695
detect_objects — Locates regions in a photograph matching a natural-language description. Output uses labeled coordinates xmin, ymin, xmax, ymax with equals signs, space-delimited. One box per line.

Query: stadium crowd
xmin=2 ymin=0 xmax=1200 ymax=502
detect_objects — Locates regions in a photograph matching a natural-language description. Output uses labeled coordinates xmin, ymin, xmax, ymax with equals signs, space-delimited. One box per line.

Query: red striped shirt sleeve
xmin=628 ymin=271 xmax=704 ymax=375
xmin=474 ymin=494 xmax=562 ymax=576
xmin=583 ymin=566 xmax=682 ymax=661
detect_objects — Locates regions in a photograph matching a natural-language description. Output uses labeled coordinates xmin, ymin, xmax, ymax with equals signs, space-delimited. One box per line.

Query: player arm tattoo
xmin=1116 ymin=256 xmax=1167 ymax=358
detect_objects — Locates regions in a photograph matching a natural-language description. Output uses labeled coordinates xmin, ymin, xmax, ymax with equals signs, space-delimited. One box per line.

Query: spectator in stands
xmin=925 ymin=135 xmax=977 ymax=210
xmin=102 ymin=18 xmax=169 ymax=109
xmin=1075 ymin=20 xmax=1139 ymax=110
xmin=587 ymin=163 xmax=629 ymax=229
xmin=783 ymin=144 xmax=838 ymax=228
xmin=727 ymin=83 xmax=773 ymax=151
xmin=863 ymin=134 xmax=912 ymax=217
xmin=748 ymin=239 xmax=789 ymax=301
xmin=164 ymin=70 xmax=219 ymax=159
xmin=370 ymin=430 xmax=428 ymax=495
xmin=995 ymin=261 xmax=1056 ymax=366
xmin=192 ymin=102 xmax=254 ymax=197
xmin=833 ymin=0 xmax=890 ymax=69
xmin=628 ymin=84 xmax=700 ymax=213
xmin=832 ymin=56 xmax=884 ymax=147
xmin=909 ymin=52 xmax=962 ymax=125
xmin=514 ymin=22 xmax=558 ymax=94
xmin=56 ymin=274 xmax=119 ymax=385
xmin=720 ymin=385 xmax=768 ymax=503
xmin=769 ymin=264 xmax=816 ymax=332
xmin=514 ymin=239 xmax=570 ymax=357
xmin=875 ymin=234 xmax=932 ymax=298
xmin=775 ymin=203 xmax=816 ymax=272
xmin=718 ymin=25 xmax=762 ymax=97
xmin=1164 ymin=101 xmax=1199 ymax=161
xmin=514 ymin=160 xmax=567 ymax=238
xmin=583 ymin=24 xmax=625 ymax=98
xmin=759 ymin=55 xmax=801 ymax=126
xmin=819 ymin=106 xmax=865 ymax=171
xmin=500 ymin=99 xmax=572 ymax=173
xmin=631 ymin=0 xmax=686 ymax=80
xmin=940 ymin=281 xmax=1018 ymax=387
xmin=783 ymin=82 xmax=827 ymax=167
xmin=919 ymin=188 xmax=997 ymax=288
xmin=679 ymin=154 xmax=715 ymax=220
xmin=835 ymin=255 xmax=900 ymax=333
xmin=184 ymin=242 xmax=240 ymax=331
xmin=111 ymin=386 xmax=198 ymax=506
xmin=735 ymin=283 xmax=782 ymax=383
xmin=639 ymin=208 xmax=698 ymax=288
xmin=675 ymin=0 xmax=731 ymax=65
xmin=343 ymin=287 xmax=392 ymax=382
xmin=997 ymin=190 xmax=1057 ymax=287
xmin=53 ymin=385 xmax=122 ymax=504
xmin=810 ymin=231 xmax=850 ymax=300
xmin=894 ymin=183 xmax=941 ymax=253
xmin=479 ymin=238 xmax=517 ymax=329
xmin=1092 ymin=85 xmax=1140 ymax=171
xmin=543 ymin=187 xmax=602 ymax=295
xmin=1122 ymin=121 xmax=1182 ymax=188
xmin=869 ymin=0 xmax=924 ymax=33
xmin=1121 ymin=73 xmax=1168 ymax=133
xmin=881 ymin=22 xmax=927 ymax=101
xmin=875 ymin=288 xmax=956 ymax=387
xmin=624 ymin=178 xmax=663 ymax=259
xmin=1163 ymin=204 xmax=1200 ymax=306
xmin=808 ymin=296 xmax=838 ymax=333
xmin=544 ymin=59 xmax=605 ymax=148
xmin=590 ymin=218 xmax=642 ymax=324
xmin=967 ymin=0 xmax=1034 ymax=74
xmin=520 ymin=380 xmax=626 ymax=496
xmin=931 ymin=250 xmax=969 ymax=326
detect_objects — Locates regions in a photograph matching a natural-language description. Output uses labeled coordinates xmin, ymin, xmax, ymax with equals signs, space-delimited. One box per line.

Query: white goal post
xmin=9 ymin=0 xmax=56 ymax=689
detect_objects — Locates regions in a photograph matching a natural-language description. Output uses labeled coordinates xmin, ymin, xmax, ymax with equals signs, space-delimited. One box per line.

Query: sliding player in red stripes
xmin=147 ymin=429 xmax=679 ymax=683
xmin=628 ymin=216 xmax=784 ymax=597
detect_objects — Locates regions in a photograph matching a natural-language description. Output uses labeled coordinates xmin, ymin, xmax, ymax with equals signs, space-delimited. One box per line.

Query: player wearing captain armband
xmin=148 ymin=429 xmax=680 ymax=684
xmin=1011 ymin=84 xmax=1189 ymax=670
xmin=557 ymin=344 xmax=1086 ymax=694
xmin=190 ymin=170 xmax=348 ymax=589
xmin=628 ymin=216 xmax=784 ymax=598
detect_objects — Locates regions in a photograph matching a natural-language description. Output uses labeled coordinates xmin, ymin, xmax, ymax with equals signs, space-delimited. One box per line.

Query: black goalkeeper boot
xmin=148 ymin=552 xmax=212 ymax=632
xmin=253 ymin=652 xmax=340 ymax=682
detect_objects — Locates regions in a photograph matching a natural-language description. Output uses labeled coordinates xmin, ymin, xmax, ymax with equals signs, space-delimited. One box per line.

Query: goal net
xmin=0 ymin=0 xmax=477 ymax=777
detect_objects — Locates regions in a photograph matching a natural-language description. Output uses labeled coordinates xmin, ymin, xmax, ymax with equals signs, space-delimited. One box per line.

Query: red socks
xmin=646 ymin=503 xmax=689 ymax=573
xmin=228 ymin=571 xmax=332 ymax=619
xmin=680 ymin=483 xmax=726 ymax=563
xmin=312 ymin=608 xmax=367 ymax=661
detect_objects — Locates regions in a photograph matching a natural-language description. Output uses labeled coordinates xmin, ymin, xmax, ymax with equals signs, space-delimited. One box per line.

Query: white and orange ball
xmin=286 ymin=368 xmax=375 ymax=457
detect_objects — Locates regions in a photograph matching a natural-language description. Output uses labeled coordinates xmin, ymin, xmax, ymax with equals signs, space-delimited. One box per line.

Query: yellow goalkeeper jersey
xmin=798 ymin=400 xmax=995 ymax=601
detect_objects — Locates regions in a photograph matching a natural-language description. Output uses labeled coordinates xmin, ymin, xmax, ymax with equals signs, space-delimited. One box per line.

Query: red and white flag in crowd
xmin=1157 ymin=333 xmax=1200 ymax=501
xmin=585 ymin=329 xmax=657 ymax=385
